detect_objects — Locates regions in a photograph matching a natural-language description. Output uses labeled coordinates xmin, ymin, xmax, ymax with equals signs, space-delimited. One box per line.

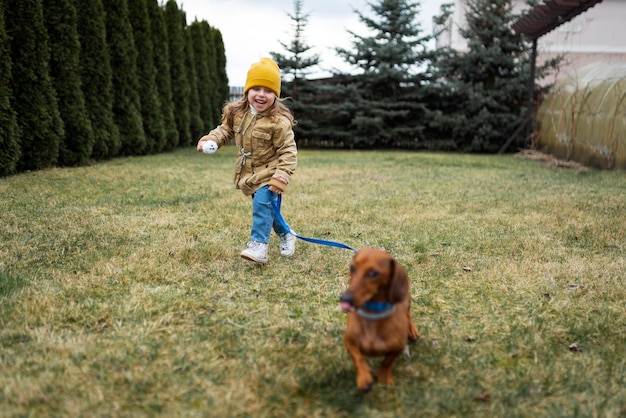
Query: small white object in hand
xmin=202 ymin=140 xmax=218 ymax=154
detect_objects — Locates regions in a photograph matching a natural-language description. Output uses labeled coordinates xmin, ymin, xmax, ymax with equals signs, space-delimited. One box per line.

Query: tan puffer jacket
xmin=206 ymin=110 xmax=297 ymax=196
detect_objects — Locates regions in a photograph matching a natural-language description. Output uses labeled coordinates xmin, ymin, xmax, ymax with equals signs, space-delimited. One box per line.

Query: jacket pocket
xmin=252 ymin=128 xmax=274 ymax=162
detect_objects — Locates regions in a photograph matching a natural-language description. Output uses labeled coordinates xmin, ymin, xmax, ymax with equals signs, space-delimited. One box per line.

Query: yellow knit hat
xmin=244 ymin=57 xmax=281 ymax=97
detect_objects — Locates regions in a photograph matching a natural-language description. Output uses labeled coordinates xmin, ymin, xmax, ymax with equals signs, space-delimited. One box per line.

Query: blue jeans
xmin=250 ymin=186 xmax=290 ymax=244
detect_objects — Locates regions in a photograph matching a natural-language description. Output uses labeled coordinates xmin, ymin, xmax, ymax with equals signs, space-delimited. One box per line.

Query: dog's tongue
xmin=340 ymin=301 xmax=355 ymax=313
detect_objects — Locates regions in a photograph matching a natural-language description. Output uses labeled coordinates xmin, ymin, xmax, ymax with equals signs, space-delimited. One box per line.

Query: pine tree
xmin=6 ymin=0 xmax=64 ymax=171
xmin=73 ymin=0 xmax=120 ymax=160
xmin=103 ymin=0 xmax=147 ymax=156
xmin=0 ymin=0 xmax=20 ymax=176
xmin=43 ymin=0 xmax=94 ymax=166
xmin=430 ymin=0 xmax=533 ymax=152
xmin=164 ymin=0 xmax=191 ymax=146
xmin=129 ymin=0 xmax=165 ymax=154
xmin=335 ymin=0 xmax=432 ymax=148
xmin=148 ymin=0 xmax=178 ymax=151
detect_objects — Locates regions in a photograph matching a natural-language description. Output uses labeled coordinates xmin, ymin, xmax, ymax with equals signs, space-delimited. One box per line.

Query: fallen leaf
xmin=568 ymin=342 xmax=582 ymax=352
xmin=473 ymin=393 xmax=492 ymax=402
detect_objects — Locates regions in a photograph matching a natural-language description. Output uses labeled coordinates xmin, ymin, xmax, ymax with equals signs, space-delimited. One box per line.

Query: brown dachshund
xmin=339 ymin=248 xmax=420 ymax=392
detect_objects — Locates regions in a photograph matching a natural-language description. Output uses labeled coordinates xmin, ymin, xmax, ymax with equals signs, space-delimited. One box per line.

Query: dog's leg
xmin=408 ymin=318 xmax=420 ymax=342
xmin=377 ymin=351 xmax=402 ymax=386
xmin=345 ymin=342 xmax=374 ymax=392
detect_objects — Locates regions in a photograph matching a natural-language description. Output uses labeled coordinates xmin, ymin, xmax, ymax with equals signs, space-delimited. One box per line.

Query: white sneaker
xmin=240 ymin=241 xmax=268 ymax=264
xmin=279 ymin=232 xmax=296 ymax=257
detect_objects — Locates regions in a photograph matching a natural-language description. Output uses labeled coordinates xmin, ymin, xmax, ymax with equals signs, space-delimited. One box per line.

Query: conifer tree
xmin=335 ymin=0 xmax=432 ymax=148
xmin=209 ymin=27 xmax=229 ymax=123
xmin=184 ymin=25 xmax=203 ymax=140
xmin=270 ymin=0 xmax=321 ymax=141
xmin=73 ymin=0 xmax=120 ymax=160
xmin=271 ymin=0 xmax=320 ymax=99
xmin=203 ymin=24 xmax=220 ymax=127
xmin=103 ymin=0 xmax=147 ymax=156
xmin=429 ymin=0 xmax=538 ymax=152
xmin=0 ymin=0 xmax=20 ymax=176
xmin=129 ymin=0 xmax=165 ymax=154
xmin=6 ymin=0 xmax=64 ymax=171
xmin=164 ymin=0 xmax=191 ymax=145
xmin=189 ymin=20 xmax=215 ymax=130
xmin=43 ymin=0 xmax=94 ymax=166
xmin=148 ymin=0 xmax=178 ymax=151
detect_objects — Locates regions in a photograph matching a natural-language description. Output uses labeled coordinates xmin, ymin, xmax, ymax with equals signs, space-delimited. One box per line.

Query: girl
xmin=196 ymin=58 xmax=297 ymax=264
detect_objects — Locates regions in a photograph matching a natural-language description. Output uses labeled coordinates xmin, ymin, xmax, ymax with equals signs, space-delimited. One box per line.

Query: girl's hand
xmin=269 ymin=175 xmax=288 ymax=194
xmin=196 ymin=135 xmax=211 ymax=152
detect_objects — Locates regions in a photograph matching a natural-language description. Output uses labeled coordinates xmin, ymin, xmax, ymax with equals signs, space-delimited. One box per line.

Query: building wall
xmin=434 ymin=0 xmax=626 ymax=80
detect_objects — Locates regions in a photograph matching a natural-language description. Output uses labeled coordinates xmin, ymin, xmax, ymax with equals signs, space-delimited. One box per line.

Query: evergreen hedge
xmin=73 ymin=0 xmax=121 ymax=160
xmin=1 ymin=0 xmax=225 ymax=175
xmin=6 ymin=0 xmax=64 ymax=172
xmin=0 ymin=0 xmax=20 ymax=176
xmin=44 ymin=0 xmax=94 ymax=166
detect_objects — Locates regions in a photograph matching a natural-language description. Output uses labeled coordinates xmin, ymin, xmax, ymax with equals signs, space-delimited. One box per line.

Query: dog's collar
xmin=356 ymin=302 xmax=396 ymax=321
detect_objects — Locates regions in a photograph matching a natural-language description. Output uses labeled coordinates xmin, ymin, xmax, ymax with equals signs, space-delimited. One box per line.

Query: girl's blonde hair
xmin=222 ymin=94 xmax=296 ymax=128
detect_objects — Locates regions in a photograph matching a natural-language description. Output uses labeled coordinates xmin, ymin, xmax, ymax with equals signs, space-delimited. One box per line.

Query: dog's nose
xmin=339 ymin=291 xmax=355 ymax=313
xmin=339 ymin=291 xmax=353 ymax=303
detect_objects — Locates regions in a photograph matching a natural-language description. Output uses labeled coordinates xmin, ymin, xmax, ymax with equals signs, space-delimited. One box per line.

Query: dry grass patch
xmin=1 ymin=147 xmax=625 ymax=417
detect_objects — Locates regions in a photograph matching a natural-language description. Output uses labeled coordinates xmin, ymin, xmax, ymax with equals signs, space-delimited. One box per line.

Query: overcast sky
xmin=179 ymin=0 xmax=447 ymax=86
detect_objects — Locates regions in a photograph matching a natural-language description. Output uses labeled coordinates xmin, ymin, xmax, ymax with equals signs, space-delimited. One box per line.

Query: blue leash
xmin=272 ymin=194 xmax=357 ymax=252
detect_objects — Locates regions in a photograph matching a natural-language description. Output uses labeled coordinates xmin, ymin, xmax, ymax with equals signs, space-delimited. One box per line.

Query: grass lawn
xmin=1 ymin=146 xmax=625 ymax=417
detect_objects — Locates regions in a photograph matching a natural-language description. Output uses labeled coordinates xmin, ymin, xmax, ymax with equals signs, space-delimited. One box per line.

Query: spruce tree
xmin=43 ymin=0 xmax=94 ymax=166
xmin=103 ymin=0 xmax=147 ymax=156
xmin=73 ymin=0 xmax=120 ymax=160
xmin=6 ymin=0 xmax=64 ymax=171
xmin=418 ymin=2 xmax=461 ymax=150
xmin=270 ymin=0 xmax=321 ymax=141
xmin=0 ymin=0 xmax=20 ymax=176
xmin=164 ymin=0 xmax=191 ymax=145
xmin=129 ymin=0 xmax=165 ymax=154
xmin=270 ymin=0 xmax=320 ymax=99
xmin=335 ymin=0 xmax=432 ymax=148
xmin=430 ymin=0 xmax=533 ymax=152
xmin=148 ymin=0 xmax=178 ymax=151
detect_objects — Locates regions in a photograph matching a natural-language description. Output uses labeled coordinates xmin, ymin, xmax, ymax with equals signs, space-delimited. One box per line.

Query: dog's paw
xmin=408 ymin=324 xmax=420 ymax=342
xmin=357 ymin=371 xmax=374 ymax=393
xmin=403 ymin=345 xmax=411 ymax=359
xmin=377 ymin=370 xmax=395 ymax=386
xmin=358 ymin=380 xmax=374 ymax=393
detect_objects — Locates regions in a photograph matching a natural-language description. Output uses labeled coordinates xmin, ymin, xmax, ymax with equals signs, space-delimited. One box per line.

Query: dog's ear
xmin=388 ymin=258 xmax=408 ymax=304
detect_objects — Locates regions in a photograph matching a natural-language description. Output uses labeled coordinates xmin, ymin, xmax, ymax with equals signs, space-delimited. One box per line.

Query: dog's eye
xmin=367 ymin=270 xmax=378 ymax=279
xmin=349 ymin=265 xmax=355 ymax=274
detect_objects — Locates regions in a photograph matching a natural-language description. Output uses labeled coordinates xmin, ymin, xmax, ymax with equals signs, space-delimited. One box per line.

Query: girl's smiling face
xmin=247 ymin=87 xmax=276 ymax=112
